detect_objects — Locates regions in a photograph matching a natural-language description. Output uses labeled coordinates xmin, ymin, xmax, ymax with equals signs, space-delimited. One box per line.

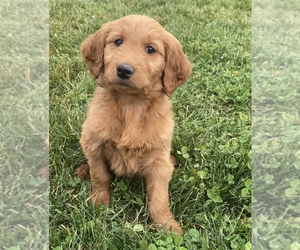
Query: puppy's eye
xmin=145 ymin=46 xmax=156 ymax=54
xmin=114 ymin=39 xmax=123 ymax=46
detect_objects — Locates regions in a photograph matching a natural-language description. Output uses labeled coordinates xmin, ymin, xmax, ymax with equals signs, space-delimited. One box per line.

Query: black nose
xmin=116 ymin=63 xmax=134 ymax=79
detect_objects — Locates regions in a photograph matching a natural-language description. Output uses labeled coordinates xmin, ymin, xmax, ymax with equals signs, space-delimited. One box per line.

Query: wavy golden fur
xmin=75 ymin=15 xmax=192 ymax=234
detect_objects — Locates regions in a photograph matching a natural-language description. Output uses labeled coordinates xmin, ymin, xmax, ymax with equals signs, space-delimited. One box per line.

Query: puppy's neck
xmin=109 ymin=88 xmax=166 ymax=106
xmin=102 ymin=88 xmax=170 ymax=123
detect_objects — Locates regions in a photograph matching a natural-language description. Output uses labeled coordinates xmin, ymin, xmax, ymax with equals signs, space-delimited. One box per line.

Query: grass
xmin=252 ymin=0 xmax=300 ymax=249
xmin=0 ymin=0 xmax=49 ymax=249
xmin=49 ymin=0 xmax=251 ymax=249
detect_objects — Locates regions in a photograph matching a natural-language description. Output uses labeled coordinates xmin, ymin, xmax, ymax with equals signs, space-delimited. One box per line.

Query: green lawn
xmin=0 ymin=0 xmax=49 ymax=249
xmin=252 ymin=0 xmax=300 ymax=249
xmin=50 ymin=0 xmax=251 ymax=249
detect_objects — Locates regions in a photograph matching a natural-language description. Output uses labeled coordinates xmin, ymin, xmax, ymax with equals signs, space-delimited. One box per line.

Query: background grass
xmin=252 ymin=0 xmax=300 ymax=249
xmin=50 ymin=0 xmax=251 ymax=249
xmin=0 ymin=0 xmax=49 ymax=249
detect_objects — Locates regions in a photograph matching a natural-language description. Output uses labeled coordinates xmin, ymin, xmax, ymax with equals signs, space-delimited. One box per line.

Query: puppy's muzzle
xmin=116 ymin=63 xmax=134 ymax=79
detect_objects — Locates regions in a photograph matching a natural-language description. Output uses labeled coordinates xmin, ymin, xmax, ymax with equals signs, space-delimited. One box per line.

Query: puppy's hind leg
xmin=74 ymin=163 xmax=91 ymax=180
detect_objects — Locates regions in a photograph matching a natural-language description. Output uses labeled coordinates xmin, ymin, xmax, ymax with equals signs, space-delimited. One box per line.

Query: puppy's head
xmin=81 ymin=15 xmax=192 ymax=96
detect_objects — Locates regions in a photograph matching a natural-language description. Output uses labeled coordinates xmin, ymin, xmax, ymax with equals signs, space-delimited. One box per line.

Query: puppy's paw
xmin=91 ymin=187 xmax=111 ymax=207
xmin=167 ymin=220 xmax=182 ymax=235
xmin=154 ymin=218 xmax=183 ymax=235
xmin=74 ymin=163 xmax=90 ymax=180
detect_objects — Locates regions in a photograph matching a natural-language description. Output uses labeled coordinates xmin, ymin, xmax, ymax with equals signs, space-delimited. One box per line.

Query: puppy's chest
xmin=100 ymin=105 xmax=170 ymax=150
xmin=100 ymin=109 xmax=158 ymax=176
xmin=103 ymin=141 xmax=144 ymax=176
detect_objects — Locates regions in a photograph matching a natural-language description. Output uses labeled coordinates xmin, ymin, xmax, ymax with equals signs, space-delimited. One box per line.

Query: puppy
xmin=75 ymin=15 xmax=192 ymax=234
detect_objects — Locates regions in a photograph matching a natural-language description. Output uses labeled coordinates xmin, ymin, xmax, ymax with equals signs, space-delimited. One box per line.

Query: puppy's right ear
xmin=80 ymin=23 xmax=110 ymax=80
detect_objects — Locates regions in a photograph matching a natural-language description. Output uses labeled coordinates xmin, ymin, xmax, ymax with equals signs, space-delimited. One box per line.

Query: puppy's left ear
xmin=163 ymin=34 xmax=192 ymax=96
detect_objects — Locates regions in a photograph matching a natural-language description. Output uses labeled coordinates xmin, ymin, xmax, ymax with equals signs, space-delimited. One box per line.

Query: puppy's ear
xmin=80 ymin=23 xmax=111 ymax=80
xmin=163 ymin=34 xmax=192 ymax=96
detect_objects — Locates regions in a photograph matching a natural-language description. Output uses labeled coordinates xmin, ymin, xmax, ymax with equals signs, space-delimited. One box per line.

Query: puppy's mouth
xmin=115 ymin=79 xmax=131 ymax=87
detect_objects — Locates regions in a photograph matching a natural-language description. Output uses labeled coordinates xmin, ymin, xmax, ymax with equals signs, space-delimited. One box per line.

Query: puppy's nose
xmin=116 ymin=63 xmax=134 ymax=79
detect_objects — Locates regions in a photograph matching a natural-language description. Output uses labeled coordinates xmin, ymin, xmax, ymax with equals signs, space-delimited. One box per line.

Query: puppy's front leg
xmin=143 ymin=157 xmax=182 ymax=235
xmin=89 ymin=156 xmax=111 ymax=206
xmin=80 ymin=135 xmax=111 ymax=207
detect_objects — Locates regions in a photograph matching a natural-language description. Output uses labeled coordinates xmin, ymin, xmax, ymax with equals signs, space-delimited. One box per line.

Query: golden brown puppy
xmin=75 ymin=15 xmax=192 ymax=234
